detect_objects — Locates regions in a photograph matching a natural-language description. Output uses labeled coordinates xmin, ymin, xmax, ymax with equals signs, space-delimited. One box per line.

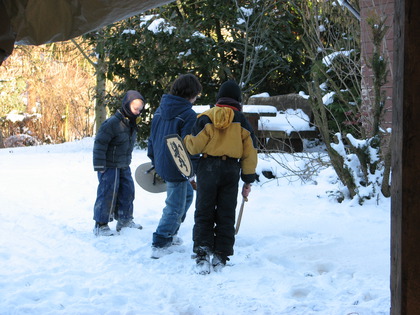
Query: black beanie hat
xmin=216 ymin=80 xmax=242 ymax=102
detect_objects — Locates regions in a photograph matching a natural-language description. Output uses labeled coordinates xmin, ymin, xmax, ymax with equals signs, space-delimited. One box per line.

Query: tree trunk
xmin=0 ymin=129 xmax=4 ymax=148
xmin=309 ymin=79 xmax=358 ymax=199
xmin=71 ymin=36 xmax=108 ymax=133
xmin=94 ymin=55 xmax=107 ymax=132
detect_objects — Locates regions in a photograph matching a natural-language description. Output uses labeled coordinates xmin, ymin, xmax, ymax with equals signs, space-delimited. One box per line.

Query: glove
xmin=242 ymin=183 xmax=251 ymax=199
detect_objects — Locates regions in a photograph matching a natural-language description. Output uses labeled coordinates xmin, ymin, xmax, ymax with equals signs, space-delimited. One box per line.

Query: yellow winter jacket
xmin=184 ymin=106 xmax=258 ymax=183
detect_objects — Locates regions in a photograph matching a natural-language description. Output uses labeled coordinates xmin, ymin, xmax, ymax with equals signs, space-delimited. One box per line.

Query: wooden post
xmin=391 ymin=0 xmax=420 ymax=313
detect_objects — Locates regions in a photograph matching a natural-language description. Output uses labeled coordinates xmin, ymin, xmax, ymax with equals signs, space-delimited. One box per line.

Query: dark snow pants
xmin=193 ymin=156 xmax=240 ymax=257
xmin=93 ymin=167 xmax=135 ymax=223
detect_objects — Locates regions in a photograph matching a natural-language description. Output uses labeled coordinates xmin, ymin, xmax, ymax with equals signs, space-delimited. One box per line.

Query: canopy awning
xmin=0 ymin=0 xmax=174 ymax=64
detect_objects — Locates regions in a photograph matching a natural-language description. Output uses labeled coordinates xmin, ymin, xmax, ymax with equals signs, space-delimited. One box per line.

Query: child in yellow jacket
xmin=184 ymin=80 xmax=258 ymax=274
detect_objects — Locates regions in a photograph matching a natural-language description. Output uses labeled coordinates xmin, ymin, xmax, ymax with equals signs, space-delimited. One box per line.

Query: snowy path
xmin=0 ymin=139 xmax=390 ymax=314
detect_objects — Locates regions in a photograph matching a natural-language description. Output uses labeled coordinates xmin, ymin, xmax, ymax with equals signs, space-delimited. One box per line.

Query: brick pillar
xmin=360 ymin=0 xmax=394 ymax=134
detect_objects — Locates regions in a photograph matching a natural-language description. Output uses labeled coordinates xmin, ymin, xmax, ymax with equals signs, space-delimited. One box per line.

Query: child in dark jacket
xmin=92 ymin=90 xmax=145 ymax=236
xmin=184 ymin=80 xmax=258 ymax=274
xmin=148 ymin=74 xmax=202 ymax=258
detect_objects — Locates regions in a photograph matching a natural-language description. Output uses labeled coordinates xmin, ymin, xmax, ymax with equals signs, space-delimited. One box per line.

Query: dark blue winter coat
xmin=93 ymin=110 xmax=137 ymax=171
xmin=147 ymin=94 xmax=198 ymax=182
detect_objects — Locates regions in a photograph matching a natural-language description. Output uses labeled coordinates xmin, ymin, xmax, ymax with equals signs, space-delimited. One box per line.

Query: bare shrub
xmin=1 ymin=43 xmax=95 ymax=144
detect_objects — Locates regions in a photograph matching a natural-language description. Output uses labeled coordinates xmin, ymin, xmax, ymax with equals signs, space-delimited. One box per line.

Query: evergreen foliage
xmin=91 ymin=0 xmax=310 ymax=144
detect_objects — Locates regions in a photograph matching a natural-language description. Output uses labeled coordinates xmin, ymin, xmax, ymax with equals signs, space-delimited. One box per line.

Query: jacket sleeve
xmin=184 ymin=115 xmax=211 ymax=156
xmin=181 ymin=110 xmax=200 ymax=175
xmin=93 ymin=120 xmax=113 ymax=171
xmin=240 ymin=116 xmax=258 ymax=184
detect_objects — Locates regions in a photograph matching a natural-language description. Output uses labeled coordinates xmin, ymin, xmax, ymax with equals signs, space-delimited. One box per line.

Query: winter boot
xmin=150 ymin=246 xmax=173 ymax=259
xmin=171 ymin=234 xmax=183 ymax=246
xmin=93 ymin=222 xmax=114 ymax=236
xmin=116 ymin=219 xmax=143 ymax=232
xmin=194 ymin=247 xmax=211 ymax=275
xmin=212 ymin=253 xmax=229 ymax=272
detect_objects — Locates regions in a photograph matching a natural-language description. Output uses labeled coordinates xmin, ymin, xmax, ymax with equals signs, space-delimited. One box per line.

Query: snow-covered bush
xmin=331 ymin=133 xmax=384 ymax=203
xmin=4 ymin=134 xmax=40 ymax=147
xmin=297 ymin=1 xmax=391 ymax=203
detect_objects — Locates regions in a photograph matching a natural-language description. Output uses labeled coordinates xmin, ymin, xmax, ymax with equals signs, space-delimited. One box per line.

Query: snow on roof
xmin=192 ymin=106 xmax=314 ymax=134
xmin=192 ymin=105 xmax=277 ymax=115
xmin=259 ymin=109 xmax=315 ymax=135
xmin=249 ymin=92 xmax=270 ymax=98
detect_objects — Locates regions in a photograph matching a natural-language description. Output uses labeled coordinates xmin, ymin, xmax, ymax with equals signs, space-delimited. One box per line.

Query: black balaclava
xmin=121 ymin=90 xmax=145 ymax=124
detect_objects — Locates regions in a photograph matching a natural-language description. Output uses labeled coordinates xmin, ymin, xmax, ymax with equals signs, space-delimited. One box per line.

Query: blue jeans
xmin=153 ymin=180 xmax=193 ymax=247
xmin=93 ymin=167 xmax=135 ymax=223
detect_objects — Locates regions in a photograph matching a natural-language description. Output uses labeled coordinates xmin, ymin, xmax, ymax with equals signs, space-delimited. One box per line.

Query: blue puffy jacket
xmin=147 ymin=94 xmax=198 ymax=182
xmin=93 ymin=111 xmax=137 ymax=171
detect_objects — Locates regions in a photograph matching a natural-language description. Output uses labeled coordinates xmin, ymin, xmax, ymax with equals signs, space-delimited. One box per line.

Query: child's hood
xmin=198 ymin=106 xmax=234 ymax=130
xmin=159 ymin=94 xmax=192 ymax=120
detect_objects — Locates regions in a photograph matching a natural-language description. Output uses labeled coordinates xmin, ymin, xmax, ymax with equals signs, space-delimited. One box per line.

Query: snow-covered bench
xmin=245 ymin=94 xmax=319 ymax=152
xmin=254 ymin=108 xmax=318 ymax=152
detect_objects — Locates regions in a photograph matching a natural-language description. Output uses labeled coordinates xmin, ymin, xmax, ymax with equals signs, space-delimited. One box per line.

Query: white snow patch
xmin=0 ymin=138 xmax=390 ymax=314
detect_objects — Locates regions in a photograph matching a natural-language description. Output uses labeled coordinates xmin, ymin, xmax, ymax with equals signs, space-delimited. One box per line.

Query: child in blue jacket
xmin=148 ymin=74 xmax=201 ymax=258
xmin=93 ymin=90 xmax=145 ymax=236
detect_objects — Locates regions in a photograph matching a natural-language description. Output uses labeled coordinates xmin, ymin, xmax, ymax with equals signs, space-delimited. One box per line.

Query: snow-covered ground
xmin=0 ymin=138 xmax=390 ymax=314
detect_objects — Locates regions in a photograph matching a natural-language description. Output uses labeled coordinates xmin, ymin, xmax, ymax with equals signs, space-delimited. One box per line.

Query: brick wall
xmin=360 ymin=0 xmax=394 ymax=133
